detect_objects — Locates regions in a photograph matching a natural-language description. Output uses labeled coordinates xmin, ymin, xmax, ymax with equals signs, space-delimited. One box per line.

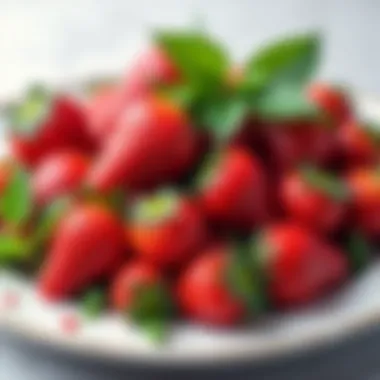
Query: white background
xmin=1 ymin=1 xmax=380 ymax=379
xmin=1 ymin=0 xmax=380 ymax=102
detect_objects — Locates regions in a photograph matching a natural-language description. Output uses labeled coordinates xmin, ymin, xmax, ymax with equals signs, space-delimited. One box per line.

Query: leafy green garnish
xmin=194 ymin=94 xmax=248 ymax=141
xmin=0 ymin=234 xmax=31 ymax=266
xmin=157 ymin=30 xmax=322 ymax=140
xmin=301 ymin=166 xmax=350 ymax=202
xmin=129 ymin=283 xmax=173 ymax=343
xmin=346 ymin=231 xmax=372 ymax=273
xmin=0 ymin=166 xmax=32 ymax=227
xmin=227 ymin=241 xmax=268 ymax=315
xmin=32 ymin=197 xmax=71 ymax=248
xmin=81 ymin=287 xmax=107 ymax=319
xmin=253 ymin=85 xmax=318 ymax=120
xmin=244 ymin=33 xmax=321 ymax=92
xmin=156 ymin=30 xmax=229 ymax=88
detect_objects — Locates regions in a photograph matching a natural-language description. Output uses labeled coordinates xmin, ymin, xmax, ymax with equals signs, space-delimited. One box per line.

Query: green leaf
xmin=0 ymin=167 xmax=32 ymax=226
xmin=81 ymin=287 xmax=107 ymax=319
xmin=346 ymin=231 xmax=372 ymax=273
xmin=254 ymin=85 xmax=318 ymax=121
xmin=155 ymin=30 xmax=229 ymax=87
xmin=301 ymin=166 xmax=351 ymax=202
xmin=157 ymin=84 xmax=197 ymax=108
xmin=195 ymin=95 xmax=248 ymax=141
xmin=129 ymin=283 xmax=172 ymax=343
xmin=0 ymin=233 xmax=30 ymax=266
xmin=8 ymin=85 xmax=51 ymax=136
xmin=227 ymin=241 xmax=268 ymax=315
xmin=32 ymin=197 xmax=71 ymax=248
xmin=244 ymin=33 xmax=321 ymax=91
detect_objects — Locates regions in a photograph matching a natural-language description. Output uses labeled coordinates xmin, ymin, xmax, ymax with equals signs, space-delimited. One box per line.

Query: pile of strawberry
xmin=2 ymin=30 xmax=379 ymax=340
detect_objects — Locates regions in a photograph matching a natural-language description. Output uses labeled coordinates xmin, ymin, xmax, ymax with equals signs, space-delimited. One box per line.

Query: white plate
xmin=1 ymin=94 xmax=380 ymax=366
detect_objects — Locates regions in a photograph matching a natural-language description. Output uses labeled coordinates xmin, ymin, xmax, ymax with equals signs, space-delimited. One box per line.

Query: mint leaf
xmin=0 ymin=234 xmax=30 ymax=266
xmin=254 ymin=85 xmax=318 ymax=120
xmin=301 ymin=166 xmax=350 ymax=202
xmin=155 ymin=30 xmax=229 ymax=88
xmin=157 ymin=84 xmax=196 ymax=108
xmin=244 ymin=33 xmax=321 ymax=91
xmin=227 ymin=241 xmax=268 ymax=315
xmin=32 ymin=197 xmax=71 ymax=248
xmin=1 ymin=167 xmax=32 ymax=226
xmin=346 ymin=231 xmax=372 ymax=273
xmin=195 ymin=95 xmax=248 ymax=141
xmin=81 ymin=287 xmax=107 ymax=319
xmin=129 ymin=283 xmax=172 ymax=343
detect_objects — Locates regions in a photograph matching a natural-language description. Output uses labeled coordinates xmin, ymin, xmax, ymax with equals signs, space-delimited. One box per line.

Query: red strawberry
xmin=10 ymin=87 xmax=94 ymax=167
xmin=280 ymin=167 xmax=347 ymax=233
xmin=128 ymin=190 xmax=205 ymax=269
xmin=198 ymin=147 xmax=269 ymax=231
xmin=177 ymin=245 xmax=245 ymax=326
xmin=85 ymin=85 xmax=128 ymax=143
xmin=347 ymin=167 xmax=380 ymax=239
xmin=263 ymin=121 xmax=336 ymax=173
xmin=88 ymin=96 xmax=196 ymax=192
xmin=39 ymin=204 xmax=125 ymax=300
xmin=308 ymin=82 xmax=351 ymax=124
xmin=111 ymin=260 xmax=161 ymax=311
xmin=32 ymin=150 xmax=89 ymax=205
xmin=0 ymin=158 xmax=14 ymax=194
xmin=337 ymin=119 xmax=378 ymax=168
xmin=124 ymin=47 xmax=179 ymax=99
xmin=253 ymin=223 xmax=348 ymax=307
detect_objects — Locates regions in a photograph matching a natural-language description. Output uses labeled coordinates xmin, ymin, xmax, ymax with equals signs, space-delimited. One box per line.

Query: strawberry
xmin=32 ymin=150 xmax=89 ymax=205
xmin=262 ymin=121 xmax=337 ymax=173
xmin=177 ymin=244 xmax=245 ymax=326
xmin=337 ymin=119 xmax=378 ymax=168
xmin=0 ymin=158 xmax=14 ymax=194
xmin=9 ymin=87 xmax=94 ymax=167
xmin=111 ymin=260 xmax=173 ymax=341
xmin=252 ymin=223 xmax=348 ymax=307
xmin=124 ymin=47 xmax=179 ymax=99
xmin=111 ymin=260 xmax=162 ymax=311
xmin=198 ymin=147 xmax=268 ymax=231
xmin=128 ymin=190 xmax=205 ymax=269
xmin=308 ymin=82 xmax=351 ymax=124
xmin=85 ymin=85 xmax=128 ymax=143
xmin=347 ymin=167 xmax=380 ymax=239
xmin=280 ymin=167 xmax=348 ymax=233
xmin=87 ymin=96 xmax=196 ymax=192
xmin=39 ymin=204 xmax=125 ymax=300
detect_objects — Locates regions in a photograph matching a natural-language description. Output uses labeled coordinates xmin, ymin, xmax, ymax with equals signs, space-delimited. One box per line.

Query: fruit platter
xmin=1 ymin=29 xmax=380 ymax=363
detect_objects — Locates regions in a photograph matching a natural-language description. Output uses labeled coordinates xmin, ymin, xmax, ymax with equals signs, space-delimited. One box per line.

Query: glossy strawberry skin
xmin=177 ymin=245 xmax=245 ymax=326
xmin=32 ymin=150 xmax=89 ymax=205
xmin=87 ymin=96 xmax=196 ymax=192
xmin=347 ymin=168 xmax=380 ymax=239
xmin=111 ymin=261 xmax=161 ymax=311
xmin=308 ymin=82 xmax=351 ymax=124
xmin=263 ymin=122 xmax=337 ymax=173
xmin=11 ymin=96 xmax=94 ymax=167
xmin=129 ymin=199 xmax=205 ymax=269
xmin=39 ymin=204 xmax=126 ymax=300
xmin=199 ymin=147 xmax=269 ymax=231
xmin=280 ymin=171 xmax=345 ymax=233
xmin=260 ymin=224 xmax=348 ymax=307
xmin=124 ymin=47 xmax=180 ymax=99
xmin=336 ymin=120 xmax=378 ymax=168
xmin=85 ymin=85 xmax=130 ymax=144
